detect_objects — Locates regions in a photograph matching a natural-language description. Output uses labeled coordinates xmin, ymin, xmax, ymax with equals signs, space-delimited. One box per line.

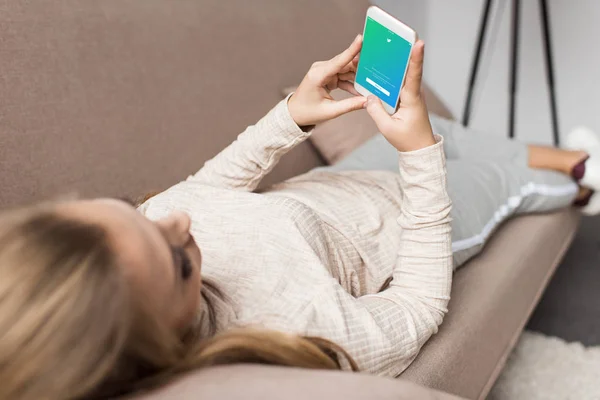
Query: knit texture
xmin=139 ymin=99 xmax=453 ymax=377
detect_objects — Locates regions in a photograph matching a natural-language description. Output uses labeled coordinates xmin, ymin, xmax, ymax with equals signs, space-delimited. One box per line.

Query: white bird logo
xmin=387 ymin=38 xmax=391 ymax=43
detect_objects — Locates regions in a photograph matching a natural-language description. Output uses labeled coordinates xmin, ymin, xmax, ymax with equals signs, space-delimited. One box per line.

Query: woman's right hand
xmin=365 ymin=40 xmax=436 ymax=152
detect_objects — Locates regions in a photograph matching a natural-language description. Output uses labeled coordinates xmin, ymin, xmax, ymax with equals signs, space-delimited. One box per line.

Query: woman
xmin=1 ymin=36 xmax=598 ymax=399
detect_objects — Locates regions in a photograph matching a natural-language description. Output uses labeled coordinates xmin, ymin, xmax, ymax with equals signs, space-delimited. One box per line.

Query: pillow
xmin=282 ymin=84 xmax=454 ymax=165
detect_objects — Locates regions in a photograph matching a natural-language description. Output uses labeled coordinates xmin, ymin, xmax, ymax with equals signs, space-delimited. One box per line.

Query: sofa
xmin=0 ymin=1 xmax=580 ymax=399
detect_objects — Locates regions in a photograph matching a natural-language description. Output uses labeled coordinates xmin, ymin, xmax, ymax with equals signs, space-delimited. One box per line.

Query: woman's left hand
xmin=288 ymin=35 xmax=367 ymax=127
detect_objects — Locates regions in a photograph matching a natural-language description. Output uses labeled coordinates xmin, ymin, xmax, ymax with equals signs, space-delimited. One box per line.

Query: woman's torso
xmin=139 ymin=169 xmax=404 ymax=334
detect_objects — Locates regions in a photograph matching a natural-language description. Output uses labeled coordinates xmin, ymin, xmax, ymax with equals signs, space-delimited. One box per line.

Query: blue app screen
xmin=356 ymin=17 xmax=412 ymax=108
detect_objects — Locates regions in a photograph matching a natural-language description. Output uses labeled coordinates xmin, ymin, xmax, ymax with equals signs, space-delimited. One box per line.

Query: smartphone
xmin=354 ymin=6 xmax=416 ymax=115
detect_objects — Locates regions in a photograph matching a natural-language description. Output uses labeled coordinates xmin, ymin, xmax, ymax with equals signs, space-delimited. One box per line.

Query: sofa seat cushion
xmin=401 ymin=209 xmax=580 ymax=399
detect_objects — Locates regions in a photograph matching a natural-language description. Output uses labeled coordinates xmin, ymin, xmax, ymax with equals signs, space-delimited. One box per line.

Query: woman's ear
xmin=154 ymin=211 xmax=192 ymax=245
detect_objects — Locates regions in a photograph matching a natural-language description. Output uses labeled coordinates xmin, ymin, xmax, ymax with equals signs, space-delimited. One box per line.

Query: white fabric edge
xmin=452 ymin=182 xmax=578 ymax=253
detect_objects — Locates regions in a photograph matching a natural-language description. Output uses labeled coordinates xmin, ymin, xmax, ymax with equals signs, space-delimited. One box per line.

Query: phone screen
xmin=356 ymin=17 xmax=412 ymax=108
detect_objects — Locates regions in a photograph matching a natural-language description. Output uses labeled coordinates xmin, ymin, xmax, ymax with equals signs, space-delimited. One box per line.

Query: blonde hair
xmin=0 ymin=203 xmax=357 ymax=400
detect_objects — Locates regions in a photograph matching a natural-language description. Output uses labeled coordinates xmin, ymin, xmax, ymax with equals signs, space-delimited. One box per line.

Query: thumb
xmin=365 ymin=96 xmax=392 ymax=132
xmin=327 ymin=96 xmax=368 ymax=118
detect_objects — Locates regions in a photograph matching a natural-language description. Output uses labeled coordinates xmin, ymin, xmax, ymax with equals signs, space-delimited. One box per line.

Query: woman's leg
xmin=429 ymin=114 xmax=527 ymax=161
xmin=448 ymin=158 xmax=578 ymax=268
xmin=322 ymin=114 xmax=586 ymax=170
xmin=431 ymin=114 xmax=592 ymax=206
xmin=313 ymin=114 xmax=485 ymax=174
xmin=320 ymin=116 xmax=588 ymax=190
xmin=443 ymin=117 xmax=590 ymax=266
xmin=323 ymin=114 xmax=588 ymax=192
xmin=314 ymin=118 xmax=581 ymax=266
xmin=323 ymin=144 xmax=580 ymax=267
xmin=431 ymin=115 xmax=588 ymax=170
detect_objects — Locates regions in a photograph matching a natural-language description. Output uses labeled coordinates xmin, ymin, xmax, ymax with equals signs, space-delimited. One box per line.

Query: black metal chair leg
xmin=462 ymin=0 xmax=494 ymax=127
xmin=509 ymin=0 xmax=520 ymax=139
xmin=539 ymin=0 xmax=560 ymax=146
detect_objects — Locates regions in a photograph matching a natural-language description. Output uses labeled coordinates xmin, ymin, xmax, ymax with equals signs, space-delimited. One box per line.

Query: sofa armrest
xmin=129 ymin=365 xmax=466 ymax=400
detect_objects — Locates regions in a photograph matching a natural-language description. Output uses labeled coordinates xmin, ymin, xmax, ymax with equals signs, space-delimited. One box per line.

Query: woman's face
xmin=58 ymin=199 xmax=202 ymax=333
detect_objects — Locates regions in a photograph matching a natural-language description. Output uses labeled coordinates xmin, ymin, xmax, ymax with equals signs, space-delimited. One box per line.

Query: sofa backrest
xmin=0 ymin=0 xmax=370 ymax=209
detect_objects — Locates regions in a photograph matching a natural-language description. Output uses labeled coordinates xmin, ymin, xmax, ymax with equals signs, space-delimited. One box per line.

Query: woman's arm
xmin=363 ymin=136 xmax=452 ymax=374
xmin=306 ymin=137 xmax=451 ymax=376
xmin=190 ymin=36 xmax=367 ymax=191
xmin=316 ymin=40 xmax=452 ymax=375
xmin=189 ymin=97 xmax=311 ymax=191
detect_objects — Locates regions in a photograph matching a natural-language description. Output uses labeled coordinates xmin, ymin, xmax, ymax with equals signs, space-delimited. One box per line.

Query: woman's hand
xmin=365 ymin=40 xmax=436 ymax=152
xmin=288 ymin=35 xmax=368 ymax=127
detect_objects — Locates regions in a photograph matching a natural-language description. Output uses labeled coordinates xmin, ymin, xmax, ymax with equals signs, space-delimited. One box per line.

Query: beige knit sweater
xmin=139 ymin=99 xmax=453 ymax=377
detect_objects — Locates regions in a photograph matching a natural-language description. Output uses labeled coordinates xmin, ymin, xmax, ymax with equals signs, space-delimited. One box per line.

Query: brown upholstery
xmin=401 ymin=209 xmax=580 ymax=399
xmin=130 ymin=365 xmax=466 ymax=400
xmin=0 ymin=1 xmax=579 ymax=399
xmin=0 ymin=0 xmax=366 ymax=208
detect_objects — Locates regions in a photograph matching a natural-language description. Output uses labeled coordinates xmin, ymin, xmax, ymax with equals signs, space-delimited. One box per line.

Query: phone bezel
xmin=354 ymin=6 xmax=417 ymax=115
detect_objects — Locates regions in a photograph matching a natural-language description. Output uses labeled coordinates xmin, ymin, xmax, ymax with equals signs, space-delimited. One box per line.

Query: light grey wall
xmin=373 ymin=0 xmax=599 ymax=145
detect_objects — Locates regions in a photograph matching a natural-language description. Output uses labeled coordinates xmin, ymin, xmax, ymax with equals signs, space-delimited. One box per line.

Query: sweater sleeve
xmin=304 ymin=135 xmax=453 ymax=376
xmin=189 ymin=95 xmax=312 ymax=191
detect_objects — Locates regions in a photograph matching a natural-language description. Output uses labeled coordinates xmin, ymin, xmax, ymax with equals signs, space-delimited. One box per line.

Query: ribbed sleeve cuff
xmin=266 ymin=93 xmax=314 ymax=141
xmin=397 ymin=134 xmax=446 ymax=185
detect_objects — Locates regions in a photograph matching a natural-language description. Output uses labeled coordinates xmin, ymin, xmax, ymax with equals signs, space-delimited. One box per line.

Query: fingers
xmin=338 ymin=72 xmax=355 ymax=82
xmin=402 ymin=40 xmax=425 ymax=101
xmin=337 ymin=81 xmax=360 ymax=96
xmin=338 ymin=60 xmax=357 ymax=74
xmin=325 ymin=74 xmax=338 ymax=92
xmin=321 ymin=35 xmax=363 ymax=80
xmin=365 ymin=96 xmax=392 ymax=132
xmin=326 ymin=95 xmax=367 ymax=119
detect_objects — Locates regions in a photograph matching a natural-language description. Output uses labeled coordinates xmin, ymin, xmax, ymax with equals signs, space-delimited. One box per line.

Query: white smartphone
xmin=354 ymin=6 xmax=416 ymax=115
